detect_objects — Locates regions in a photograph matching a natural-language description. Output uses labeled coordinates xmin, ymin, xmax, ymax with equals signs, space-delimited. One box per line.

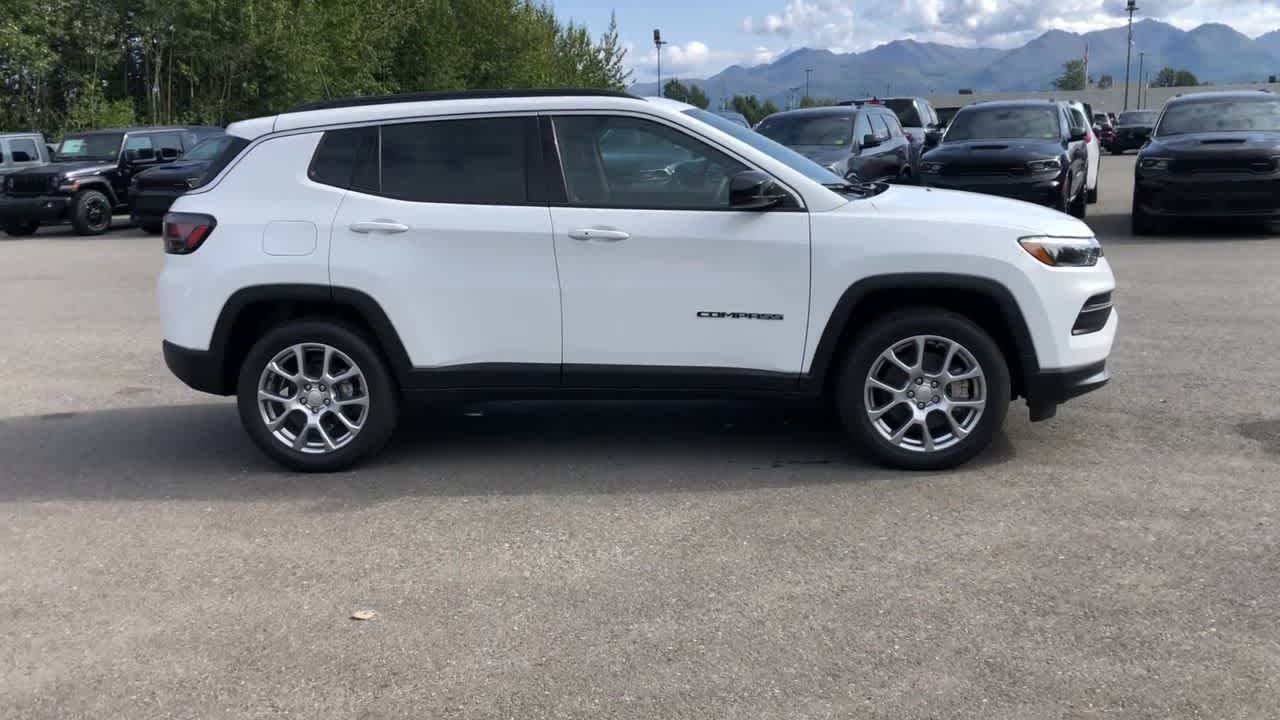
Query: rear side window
xmin=155 ymin=133 xmax=184 ymax=156
xmin=872 ymin=115 xmax=892 ymax=141
xmin=125 ymin=135 xmax=154 ymax=152
xmin=8 ymin=138 xmax=39 ymax=162
xmin=854 ymin=113 xmax=873 ymax=142
xmin=380 ymin=117 xmax=529 ymax=204
xmin=309 ymin=126 xmax=379 ymax=193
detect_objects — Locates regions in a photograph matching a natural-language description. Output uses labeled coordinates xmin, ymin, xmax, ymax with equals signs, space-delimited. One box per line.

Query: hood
xmin=925 ymin=139 xmax=1063 ymax=163
xmin=788 ymin=145 xmax=854 ymax=166
xmin=135 ymin=160 xmax=211 ymax=180
xmin=865 ymin=184 xmax=1091 ymax=237
xmin=10 ymin=161 xmax=116 ymax=178
xmin=1145 ymin=131 xmax=1280 ymax=156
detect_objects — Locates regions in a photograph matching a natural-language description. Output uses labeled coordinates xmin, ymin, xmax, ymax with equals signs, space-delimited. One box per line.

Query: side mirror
xmin=729 ymin=170 xmax=788 ymax=210
xmin=924 ymin=131 xmax=942 ymax=149
xmin=159 ymin=147 xmax=180 ymax=161
xmin=1068 ymin=128 xmax=1088 ymax=142
xmin=861 ymin=134 xmax=881 ymax=149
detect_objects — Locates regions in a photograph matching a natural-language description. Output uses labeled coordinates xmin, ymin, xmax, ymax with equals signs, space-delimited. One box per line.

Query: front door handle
xmin=568 ymin=227 xmax=630 ymax=242
xmin=350 ymin=220 xmax=409 ymax=234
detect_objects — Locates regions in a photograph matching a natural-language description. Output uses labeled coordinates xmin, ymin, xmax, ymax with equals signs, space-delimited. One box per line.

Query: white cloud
xmin=635 ymin=40 xmax=739 ymax=79
xmin=743 ymin=0 xmax=1280 ymax=51
xmin=752 ymin=46 xmax=779 ymax=65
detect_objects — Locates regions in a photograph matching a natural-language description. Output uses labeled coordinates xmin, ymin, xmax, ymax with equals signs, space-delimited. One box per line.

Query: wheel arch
xmin=802 ymin=274 xmax=1039 ymax=399
xmin=207 ymin=284 xmax=411 ymax=395
xmin=74 ymin=179 xmax=120 ymax=207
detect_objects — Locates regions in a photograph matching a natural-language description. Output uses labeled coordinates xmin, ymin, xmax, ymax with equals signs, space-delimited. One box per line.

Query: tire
xmin=1087 ymin=186 xmax=1099 ymax=204
xmin=835 ymin=308 xmax=1011 ymax=471
xmin=2 ymin=218 xmax=38 ymax=237
xmin=140 ymin=221 xmax=163 ymax=235
xmin=70 ymin=189 xmax=112 ymax=235
xmin=1131 ymin=193 xmax=1158 ymax=236
xmin=1069 ymin=182 xmax=1088 ymax=219
xmin=236 ymin=320 xmax=399 ymax=472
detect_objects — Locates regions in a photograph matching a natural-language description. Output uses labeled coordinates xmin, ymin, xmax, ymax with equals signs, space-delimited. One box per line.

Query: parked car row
xmin=0 ymin=125 xmax=226 ymax=236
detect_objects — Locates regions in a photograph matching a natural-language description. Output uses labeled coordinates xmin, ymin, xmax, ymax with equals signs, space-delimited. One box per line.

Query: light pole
xmin=1123 ymin=1 xmax=1139 ymax=110
xmin=1137 ymin=51 xmax=1145 ymax=108
xmin=804 ymin=67 xmax=813 ymax=103
xmin=654 ymin=29 xmax=667 ymax=97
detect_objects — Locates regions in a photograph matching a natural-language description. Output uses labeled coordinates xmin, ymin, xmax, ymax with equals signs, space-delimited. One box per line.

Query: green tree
xmin=1053 ymin=59 xmax=1086 ymax=91
xmin=799 ymin=96 xmax=837 ymax=108
xmin=663 ymin=79 xmax=691 ymax=103
xmin=686 ymin=83 xmax=709 ymax=109
xmin=730 ymin=95 xmax=779 ymax=126
xmin=1152 ymin=67 xmax=1200 ymax=88
xmin=1097 ymin=74 xmax=1114 ymax=89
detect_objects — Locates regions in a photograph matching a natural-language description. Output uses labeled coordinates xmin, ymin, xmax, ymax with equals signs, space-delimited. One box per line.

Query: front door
xmin=547 ymin=113 xmax=811 ymax=387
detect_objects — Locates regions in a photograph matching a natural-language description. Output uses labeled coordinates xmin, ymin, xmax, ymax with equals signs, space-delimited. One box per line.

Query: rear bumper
xmin=163 ymin=341 xmax=231 ymax=396
xmin=1024 ymin=360 xmax=1110 ymax=421
xmin=0 ymin=195 xmax=71 ymax=223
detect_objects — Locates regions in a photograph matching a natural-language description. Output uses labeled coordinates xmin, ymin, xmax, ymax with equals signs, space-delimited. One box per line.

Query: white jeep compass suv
xmin=158 ymin=89 xmax=1117 ymax=472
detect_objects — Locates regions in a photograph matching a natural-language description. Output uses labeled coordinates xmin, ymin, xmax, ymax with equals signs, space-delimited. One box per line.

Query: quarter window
xmin=155 ymin=133 xmax=184 ymax=156
xmin=553 ymin=115 xmax=747 ymax=209
xmin=380 ymin=117 xmax=530 ymax=204
xmin=854 ymin=114 xmax=873 ymax=143
xmin=309 ymin=126 xmax=379 ymax=193
xmin=872 ymin=115 xmax=892 ymax=141
xmin=125 ymin=135 xmax=154 ymax=152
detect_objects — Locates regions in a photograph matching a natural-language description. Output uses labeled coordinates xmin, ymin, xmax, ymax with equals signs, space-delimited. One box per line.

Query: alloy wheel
xmin=863 ymin=335 xmax=987 ymax=454
xmin=257 ymin=343 xmax=370 ymax=454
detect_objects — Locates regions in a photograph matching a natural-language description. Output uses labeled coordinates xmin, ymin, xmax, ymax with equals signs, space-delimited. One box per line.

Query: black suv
xmin=755 ymin=105 xmax=912 ymax=183
xmin=919 ymin=100 xmax=1090 ymax=217
xmin=1110 ymin=110 xmax=1159 ymax=154
xmin=0 ymin=125 xmax=222 ymax=236
xmin=130 ymin=134 xmax=235 ymax=233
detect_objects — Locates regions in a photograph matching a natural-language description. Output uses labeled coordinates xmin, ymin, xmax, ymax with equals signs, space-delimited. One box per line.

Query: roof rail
xmin=291 ymin=88 xmax=637 ymax=112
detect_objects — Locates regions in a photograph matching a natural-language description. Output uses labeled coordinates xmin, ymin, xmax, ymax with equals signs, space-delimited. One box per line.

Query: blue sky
xmin=549 ymin=0 xmax=1280 ymax=82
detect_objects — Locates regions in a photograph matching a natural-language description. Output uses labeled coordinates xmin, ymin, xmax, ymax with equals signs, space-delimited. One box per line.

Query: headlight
xmin=1140 ymin=157 xmax=1172 ymax=171
xmin=1018 ymin=236 xmax=1102 ymax=267
xmin=1027 ymin=158 xmax=1062 ymax=173
xmin=920 ymin=161 xmax=944 ymax=174
xmin=184 ymin=177 xmax=201 ymax=189
xmin=57 ymin=179 xmax=80 ymax=192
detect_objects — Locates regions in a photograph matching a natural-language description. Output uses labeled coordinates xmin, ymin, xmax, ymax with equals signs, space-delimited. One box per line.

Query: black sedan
xmin=1133 ymin=91 xmax=1280 ymax=234
xmin=919 ymin=100 xmax=1090 ymax=218
xmin=129 ymin=135 xmax=230 ymax=233
xmin=1109 ymin=110 xmax=1159 ymax=154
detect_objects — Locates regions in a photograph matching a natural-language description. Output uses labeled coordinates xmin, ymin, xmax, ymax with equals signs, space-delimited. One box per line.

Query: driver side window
xmin=553 ymin=115 xmax=747 ymax=210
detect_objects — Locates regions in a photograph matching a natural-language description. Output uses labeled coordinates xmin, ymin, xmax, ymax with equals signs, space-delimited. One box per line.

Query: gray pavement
xmin=2 ymin=156 xmax=1279 ymax=718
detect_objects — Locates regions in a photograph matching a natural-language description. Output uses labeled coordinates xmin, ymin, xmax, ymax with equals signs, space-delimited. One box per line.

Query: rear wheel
xmin=236 ymin=321 xmax=399 ymax=472
xmin=70 ymin=189 xmax=112 ymax=235
xmin=2 ymin=218 xmax=38 ymax=237
xmin=836 ymin=309 xmax=1011 ymax=471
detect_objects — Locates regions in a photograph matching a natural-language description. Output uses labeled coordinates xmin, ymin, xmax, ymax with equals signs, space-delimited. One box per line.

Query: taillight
xmin=163 ymin=212 xmax=216 ymax=254
xmin=1086 ymin=130 xmax=1094 ymax=143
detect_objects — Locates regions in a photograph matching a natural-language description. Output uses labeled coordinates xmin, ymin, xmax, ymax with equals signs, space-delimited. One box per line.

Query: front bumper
xmin=0 ymin=195 xmax=71 ymax=223
xmin=1024 ymin=361 xmax=1110 ymax=421
xmin=130 ymin=188 xmax=182 ymax=223
xmin=1136 ymin=175 xmax=1280 ymax=218
xmin=163 ymin=341 xmax=232 ymax=396
xmin=922 ymin=175 xmax=1062 ymax=206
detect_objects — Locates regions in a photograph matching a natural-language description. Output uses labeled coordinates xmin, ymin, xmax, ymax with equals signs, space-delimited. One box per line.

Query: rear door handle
xmin=349 ymin=220 xmax=409 ymax=234
xmin=568 ymin=228 xmax=630 ymax=242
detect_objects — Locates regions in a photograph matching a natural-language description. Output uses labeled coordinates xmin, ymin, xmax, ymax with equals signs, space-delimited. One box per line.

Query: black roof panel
xmin=292 ymin=88 xmax=637 ymax=112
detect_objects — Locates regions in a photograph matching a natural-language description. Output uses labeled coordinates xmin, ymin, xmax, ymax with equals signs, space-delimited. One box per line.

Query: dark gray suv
xmin=755 ymin=105 xmax=913 ymax=183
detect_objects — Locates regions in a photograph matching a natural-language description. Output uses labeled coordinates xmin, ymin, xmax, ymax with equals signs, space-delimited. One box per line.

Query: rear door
xmin=328 ymin=116 xmax=562 ymax=382
xmin=867 ymin=114 xmax=897 ymax=182
xmin=546 ymin=113 xmax=811 ymax=385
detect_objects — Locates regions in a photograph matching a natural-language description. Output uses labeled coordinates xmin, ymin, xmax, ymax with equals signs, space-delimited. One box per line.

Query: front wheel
xmin=2 ymin=218 xmax=39 ymax=237
xmin=836 ymin=309 xmax=1011 ymax=470
xmin=1087 ymin=186 xmax=1099 ymax=204
xmin=236 ymin=321 xmax=399 ymax=472
xmin=1069 ymin=181 xmax=1088 ymax=219
xmin=70 ymin=189 xmax=112 ymax=235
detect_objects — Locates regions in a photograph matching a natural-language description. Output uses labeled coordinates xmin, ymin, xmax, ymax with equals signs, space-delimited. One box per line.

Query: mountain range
xmin=632 ymin=20 xmax=1280 ymax=106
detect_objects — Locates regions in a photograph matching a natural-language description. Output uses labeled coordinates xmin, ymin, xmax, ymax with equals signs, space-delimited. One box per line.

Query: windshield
xmin=755 ymin=114 xmax=853 ymax=147
xmin=54 ymin=132 xmax=123 ymax=162
xmin=884 ymin=99 xmax=922 ymax=127
xmin=1156 ymin=99 xmax=1280 ymax=136
xmin=1118 ymin=111 xmax=1159 ymax=126
xmin=183 ymin=136 xmax=232 ymax=161
xmin=682 ymin=108 xmax=842 ymax=185
xmin=945 ymin=107 xmax=1060 ymax=142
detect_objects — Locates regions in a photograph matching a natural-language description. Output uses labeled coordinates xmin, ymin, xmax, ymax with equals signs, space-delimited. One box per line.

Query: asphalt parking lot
xmin=3 ymin=155 xmax=1279 ymax=719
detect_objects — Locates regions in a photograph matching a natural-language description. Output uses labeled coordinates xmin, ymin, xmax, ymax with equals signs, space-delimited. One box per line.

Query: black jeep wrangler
xmin=0 ymin=125 xmax=222 ymax=236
